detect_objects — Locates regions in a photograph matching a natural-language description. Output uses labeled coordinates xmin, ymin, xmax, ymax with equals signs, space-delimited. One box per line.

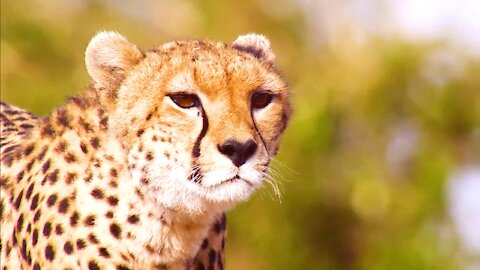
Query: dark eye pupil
xmin=170 ymin=94 xmax=198 ymax=108
xmin=251 ymin=93 xmax=273 ymax=109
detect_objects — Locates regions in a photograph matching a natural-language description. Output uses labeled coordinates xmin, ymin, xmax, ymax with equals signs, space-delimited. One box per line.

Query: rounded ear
xmin=232 ymin=33 xmax=275 ymax=64
xmin=85 ymin=31 xmax=144 ymax=109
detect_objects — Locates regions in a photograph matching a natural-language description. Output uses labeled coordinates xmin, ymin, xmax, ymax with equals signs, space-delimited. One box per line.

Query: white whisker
xmin=270 ymin=157 xmax=298 ymax=175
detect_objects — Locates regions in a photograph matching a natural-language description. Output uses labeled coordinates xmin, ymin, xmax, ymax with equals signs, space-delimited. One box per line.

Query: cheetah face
xmin=86 ymin=32 xmax=290 ymax=213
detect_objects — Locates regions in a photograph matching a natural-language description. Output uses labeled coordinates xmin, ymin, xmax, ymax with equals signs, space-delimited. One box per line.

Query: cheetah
xmin=0 ymin=32 xmax=291 ymax=269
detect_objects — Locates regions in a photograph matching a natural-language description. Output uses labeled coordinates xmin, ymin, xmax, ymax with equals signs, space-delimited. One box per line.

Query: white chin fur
xmin=198 ymin=178 xmax=259 ymax=203
xmin=138 ymin=166 xmax=261 ymax=216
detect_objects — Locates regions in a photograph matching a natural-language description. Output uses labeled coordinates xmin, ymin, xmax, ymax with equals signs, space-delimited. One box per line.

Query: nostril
xmin=244 ymin=140 xmax=258 ymax=158
xmin=217 ymin=142 xmax=235 ymax=157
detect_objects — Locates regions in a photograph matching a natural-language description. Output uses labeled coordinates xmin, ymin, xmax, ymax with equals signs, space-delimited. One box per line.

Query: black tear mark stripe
xmin=190 ymin=106 xmax=209 ymax=183
xmin=192 ymin=107 xmax=209 ymax=158
xmin=250 ymin=110 xmax=269 ymax=157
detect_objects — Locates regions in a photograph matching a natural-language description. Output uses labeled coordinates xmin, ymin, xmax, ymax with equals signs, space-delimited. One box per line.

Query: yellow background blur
xmin=2 ymin=1 xmax=479 ymax=269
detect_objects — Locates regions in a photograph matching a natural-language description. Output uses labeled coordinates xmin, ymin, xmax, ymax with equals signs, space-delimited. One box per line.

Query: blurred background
xmin=1 ymin=0 xmax=479 ymax=269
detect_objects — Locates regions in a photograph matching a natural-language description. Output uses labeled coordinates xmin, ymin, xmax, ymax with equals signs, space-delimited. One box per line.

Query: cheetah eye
xmin=251 ymin=92 xmax=274 ymax=109
xmin=168 ymin=94 xmax=200 ymax=109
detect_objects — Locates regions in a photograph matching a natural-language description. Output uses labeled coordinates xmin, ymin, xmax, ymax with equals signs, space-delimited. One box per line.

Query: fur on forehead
xmin=85 ymin=31 xmax=276 ymax=111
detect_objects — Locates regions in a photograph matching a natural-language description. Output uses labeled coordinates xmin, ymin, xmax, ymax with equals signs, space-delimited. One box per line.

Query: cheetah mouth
xmin=207 ymin=175 xmax=254 ymax=189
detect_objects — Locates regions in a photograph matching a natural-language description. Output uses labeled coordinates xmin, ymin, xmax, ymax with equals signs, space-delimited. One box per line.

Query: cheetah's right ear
xmin=232 ymin=33 xmax=276 ymax=65
xmin=85 ymin=31 xmax=144 ymax=109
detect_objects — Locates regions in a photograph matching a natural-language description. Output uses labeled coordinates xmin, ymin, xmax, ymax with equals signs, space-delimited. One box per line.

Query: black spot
xmin=16 ymin=214 xmax=24 ymax=231
xmin=213 ymin=221 xmax=221 ymax=234
xmin=16 ymin=170 xmax=25 ymax=183
xmin=26 ymin=160 xmax=35 ymax=172
xmin=43 ymin=222 xmax=52 ymax=237
xmin=64 ymin=152 xmax=76 ymax=163
xmin=91 ymin=188 xmax=104 ymax=199
xmin=24 ymin=144 xmax=35 ymax=156
xmin=65 ymin=173 xmax=77 ymax=184
xmin=42 ymin=160 xmax=51 ymax=174
xmin=220 ymin=214 xmax=227 ymax=231
xmin=5 ymin=242 xmax=12 ymax=256
xmin=84 ymin=215 xmax=95 ymax=226
xmin=109 ymin=180 xmax=118 ymax=188
xmin=41 ymin=124 xmax=54 ymax=137
xmin=55 ymin=224 xmax=63 ymax=235
xmin=88 ymin=233 xmax=99 ymax=244
xmin=136 ymin=129 xmax=144 ymax=137
xmin=12 ymin=229 xmax=18 ymax=245
xmin=146 ymin=113 xmax=153 ymax=121
xmin=45 ymin=245 xmax=55 ymax=261
xmin=201 ymin=238 xmax=209 ymax=249
xmin=36 ymin=146 xmax=48 ymax=161
xmin=58 ymin=198 xmax=70 ymax=213
xmin=127 ymin=214 xmax=139 ymax=224
xmin=20 ymin=123 xmax=34 ymax=129
xmin=208 ymin=249 xmax=217 ymax=266
xmin=68 ymin=96 xmax=87 ymax=109
xmin=33 ymin=262 xmax=41 ymax=270
xmin=84 ymin=173 xmax=93 ymax=182
xmin=88 ymin=260 xmax=100 ymax=270
xmin=46 ymin=194 xmax=58 ymax=207
xmin=3 ymin=145 xmax=17 ymax=153
xmin=48 ymin=170 xmax=59 ymax=184
xmin=0 ymin=177 xmax=7 ymax=188
xmin=141 ymin=177 xmax=149 ymax=184
xmin=105 ymin=211 xmax=114 ymax=219
xmin=33 ymin=210 xmax=41 ymax=222
xmin=109 ymin=223 xmax=122 ymax=239
xmin=3 ymin=108 xmax=19 ymax=115
xmin=107 ymin=196 xmax=119 ymax=206
xmin=14 ymin=190 xmax=24 ymax=210
xmin=30 ymin=193 xmax=39 ymax=210
xmin=56 ymin=109 xmax=70 ymax=127
xmin=2 ymin=153 xmax=13 ymax=167
xmin=116 ymin=266 xmax=131 ymax=270
xmin=76 ymin=239 xmax=86 ymax=250
xmin=20 ymin=239 xmax=29 ymax=263
xmin=70 ymin=212 xmax=79 ymax=226
xmin=63 ymin=241 xmax=73 ymax=255
xmin=26 ymin=183 xmax=34 ymax=200
xmin=110 ymin=168 xmax=118 ymax=177
xmin=98 ymin=247 xmax=110 ymax=258
xmin=90 ymin=137 xmax=100 ymax=149
xmin=80 ymin=142 xmax=88 ymax=154
xmin=100 ymin=116 xmax=108 ymax=128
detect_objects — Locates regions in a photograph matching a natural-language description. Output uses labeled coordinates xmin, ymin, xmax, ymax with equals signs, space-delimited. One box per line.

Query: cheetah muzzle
xmin=0 ymin=32 xmax=291 ymax=270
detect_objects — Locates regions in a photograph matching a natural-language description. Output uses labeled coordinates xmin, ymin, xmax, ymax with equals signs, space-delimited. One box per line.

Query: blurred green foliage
xmin=2 ymin=1 xmax=479 ymax=269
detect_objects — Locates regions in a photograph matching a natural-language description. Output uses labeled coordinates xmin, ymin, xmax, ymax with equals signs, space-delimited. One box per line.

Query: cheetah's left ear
xmin=232 ymin=33 xmax=276 ymax=64
xmin=85 ymin=31 xmax=144 ymax=109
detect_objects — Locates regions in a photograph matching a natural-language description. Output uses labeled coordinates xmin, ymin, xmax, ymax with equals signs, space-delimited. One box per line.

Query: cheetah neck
xmin=28 ymin=91 xmax=221 ymax=266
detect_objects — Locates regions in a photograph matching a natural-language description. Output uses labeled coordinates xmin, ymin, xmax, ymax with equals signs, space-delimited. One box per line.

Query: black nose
xmin=217 ymin=139 xmax=258 ymax=167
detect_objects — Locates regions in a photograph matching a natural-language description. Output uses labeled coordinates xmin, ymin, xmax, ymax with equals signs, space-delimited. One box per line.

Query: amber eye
xmin=169 ymin=94 xmax=200 ymax=109
xmin=251 ymin=92 xmax=274 ymax=109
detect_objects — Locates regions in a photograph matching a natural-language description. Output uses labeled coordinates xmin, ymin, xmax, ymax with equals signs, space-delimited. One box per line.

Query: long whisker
xmin=269 ymin=157 xmax=298 ymax=175
xmin=259 ymin=170 xmax=283 ymax=202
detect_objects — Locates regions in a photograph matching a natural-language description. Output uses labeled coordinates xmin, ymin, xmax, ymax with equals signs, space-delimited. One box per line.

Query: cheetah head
xmin=85 ymin=32 xmax=290 ymax=214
